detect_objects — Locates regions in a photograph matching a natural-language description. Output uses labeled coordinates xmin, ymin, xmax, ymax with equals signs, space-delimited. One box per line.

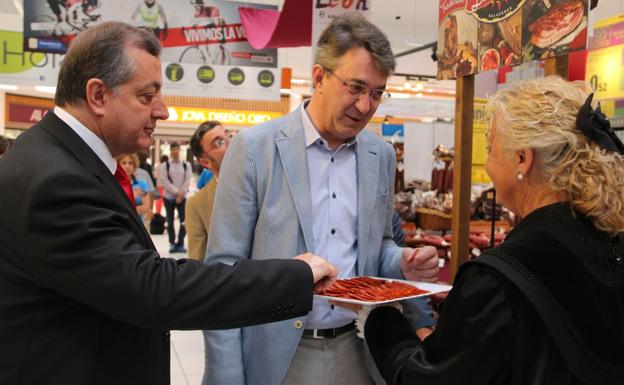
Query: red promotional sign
xmin=439 ymin=0 xmax=467 ymax=23
xmin=465 ymin=0 xmax=525 ymax=22
xmin=465 ymin=0 xmax=493 ymax=13
xmin=161 ymin=24 xmax=248 ymax=48
xmin=438 ymin=0 xmax=589 ymax=80
xmin=437 ymin=0 xmax=479 ymax=80
xmin=7 ymin=104 xmax=51 ymax=125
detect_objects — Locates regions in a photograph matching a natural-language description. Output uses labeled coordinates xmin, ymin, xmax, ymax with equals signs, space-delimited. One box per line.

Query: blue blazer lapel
xmin=275 ymin=111 xmax=315 ymax=252
xmin=356 ymin=135 xmax=379 ymax=274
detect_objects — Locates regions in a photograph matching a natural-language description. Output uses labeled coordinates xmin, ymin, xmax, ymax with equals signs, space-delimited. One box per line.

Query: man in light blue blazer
xmin=202 ymin=14 xmax=439 ymax=385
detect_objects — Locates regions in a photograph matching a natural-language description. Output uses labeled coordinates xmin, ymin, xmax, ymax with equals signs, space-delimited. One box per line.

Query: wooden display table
xmin=412 ymin=208 xmax=512 ymax=234
xmin=413 ymin=208 xmax=452 ymax=231
xmin=470 ymin=220 xmax=511 ymax=234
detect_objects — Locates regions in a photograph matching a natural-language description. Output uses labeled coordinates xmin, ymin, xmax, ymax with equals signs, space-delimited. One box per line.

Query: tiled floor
xmin=150 ymin=228 xmax=205 ymax=385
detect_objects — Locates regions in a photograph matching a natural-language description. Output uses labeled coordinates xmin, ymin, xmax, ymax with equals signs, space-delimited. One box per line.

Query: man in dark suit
xmin=0 ymin=21 xmax=336 ymax=385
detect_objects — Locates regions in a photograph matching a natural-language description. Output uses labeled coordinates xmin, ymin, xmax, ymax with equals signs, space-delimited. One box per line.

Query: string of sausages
xmin=323 ymin=277 xmax=429 ymax=302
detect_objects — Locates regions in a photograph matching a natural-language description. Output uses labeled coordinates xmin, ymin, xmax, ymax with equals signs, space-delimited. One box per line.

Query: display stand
xmin=449 ymin=74 xmax=474 ymax=282
xmin=413 ymin=208 xmax=452 ymax=231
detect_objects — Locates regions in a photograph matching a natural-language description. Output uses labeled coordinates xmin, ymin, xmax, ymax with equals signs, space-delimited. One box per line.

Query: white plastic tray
xmin=315 ymin=277 xmax=452 ymax=306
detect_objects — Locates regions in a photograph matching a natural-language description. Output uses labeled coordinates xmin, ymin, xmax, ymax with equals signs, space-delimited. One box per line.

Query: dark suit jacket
xmin=366 ymin=203 xmax=624 ymax=385
xmin=0 ymin=112 xmax=313 ymax=385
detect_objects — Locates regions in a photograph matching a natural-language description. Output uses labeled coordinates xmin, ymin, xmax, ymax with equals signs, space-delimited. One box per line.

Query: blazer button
xmin=294 ymin=320 xmax=303 ymax=329
xmin=164 ymin=331 xmax=170 ymax=342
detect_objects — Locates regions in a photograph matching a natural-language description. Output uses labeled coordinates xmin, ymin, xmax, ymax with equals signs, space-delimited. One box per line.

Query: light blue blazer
xmin=203 ymin=106 xmax=403 ymax=385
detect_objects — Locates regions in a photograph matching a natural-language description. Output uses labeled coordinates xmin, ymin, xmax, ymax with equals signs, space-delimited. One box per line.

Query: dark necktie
xmin=114 ymin=162 xmax=135 ymax=205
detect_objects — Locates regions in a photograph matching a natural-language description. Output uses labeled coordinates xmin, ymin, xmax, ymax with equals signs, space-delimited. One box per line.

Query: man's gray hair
xmin=314 ymin=13 xmax=395 ymax=76
xmin=55 ymin=21 xmax=161 ymax=107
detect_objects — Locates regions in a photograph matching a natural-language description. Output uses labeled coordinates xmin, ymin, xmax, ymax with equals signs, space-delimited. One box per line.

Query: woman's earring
xmin=517 ymin=173 xmax=524 ymax=181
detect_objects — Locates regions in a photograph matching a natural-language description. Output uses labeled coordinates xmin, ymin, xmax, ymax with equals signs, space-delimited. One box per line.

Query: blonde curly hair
xmin=486 ymin=76 xmax=624 ymax=236
xmin=116 ymin=153 xmax=139 ymax=169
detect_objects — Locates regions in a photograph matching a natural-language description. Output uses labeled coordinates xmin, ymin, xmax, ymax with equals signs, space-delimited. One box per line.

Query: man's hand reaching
xmin=400 ymin=246 xmax=439 ymax=282
xmin=293 ymin=253 xmax=338 ymax=293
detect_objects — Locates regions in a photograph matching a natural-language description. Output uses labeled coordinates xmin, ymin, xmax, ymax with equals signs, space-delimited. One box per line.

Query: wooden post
xmin=449 ymin=74 xmax=474 ymax=282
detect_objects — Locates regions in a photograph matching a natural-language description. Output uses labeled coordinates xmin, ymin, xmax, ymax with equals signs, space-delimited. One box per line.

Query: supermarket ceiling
xmin=0 ymin=0 xmax=621 ymax=89
xmin=0 ymin=0 xmax=442 ymax=80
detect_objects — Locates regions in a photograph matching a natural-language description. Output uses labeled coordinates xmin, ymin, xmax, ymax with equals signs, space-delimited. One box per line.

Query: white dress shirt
xmin=301 ymin=101 xmax=359 ymax=329
xmin=53 ymin=106 xmax=116 ymax=175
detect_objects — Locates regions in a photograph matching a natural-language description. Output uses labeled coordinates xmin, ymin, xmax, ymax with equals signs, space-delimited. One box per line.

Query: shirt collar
xmin=300 ymin=100 xmax=357 ymax=150
xmin=54 ymin=106 xmax=117 ymax=175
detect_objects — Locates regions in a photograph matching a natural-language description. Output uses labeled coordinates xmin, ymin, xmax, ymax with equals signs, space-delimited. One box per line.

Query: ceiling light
xmin=291 ymin=78 xmax=309 ymax=85
xmin=35 ymin=86 xmax=56 ymax=94
xmin=0 ymin=84 xmax=18 ymax=90
xmin=391 ymin=92 xmax=411 ymax=99
xmin=404 ymin=39 xmax=424 ymax=47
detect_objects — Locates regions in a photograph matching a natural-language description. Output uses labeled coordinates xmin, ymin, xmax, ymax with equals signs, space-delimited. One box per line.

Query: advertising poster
xmin=23 ymin=0 xmax=277 ymax=67
xmin=160 ymin=61 xmax=280 ymax=100
xmin=311 ymin=0 xmax=373 ymax=52
xmin=22 ymin=0 xmax=102 ymax=54
xmin=585 ymin=45 xmax=624 ymax=101
xmin=21 ymin=0 xmax=281 ymax=101
xmin=437 ymin=0 xmax=479 ymax=80
xmin=469 ymin=0 xmax=524 ymax=72
xmin=437 ymin=0 xmax=588 ymax=79
xmin=472 ymin=98 xmax=490 ymax=184
xmin=589 ymin=14 xmax=624 ymax=50
xmin=0 ymin=30 xmax=60 ymax=87
xmin=521 ymin=0 xmax=588 ymax=61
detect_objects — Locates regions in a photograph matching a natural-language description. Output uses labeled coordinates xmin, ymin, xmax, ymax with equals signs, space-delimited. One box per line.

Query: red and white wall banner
xmin=21 ymin=0 xmax=280 ymax=100
xmin=311 ymin=0 xmax=373 ymax=55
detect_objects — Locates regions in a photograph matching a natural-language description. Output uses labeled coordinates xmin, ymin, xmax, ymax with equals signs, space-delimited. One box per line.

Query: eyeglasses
xmin=209 ymin=137 xmax=228 ymax=150
xmin=203 ymin=131 xmax=233 ymax=156
xmin=325 ymin=68 xmax=391 ymax=104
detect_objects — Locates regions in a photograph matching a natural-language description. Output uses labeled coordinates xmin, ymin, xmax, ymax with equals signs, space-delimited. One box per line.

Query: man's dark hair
xmin=190 ymin=120 xmax=221 ymax=159
xmin=170 ymin=142 xmax=180 ymax=150
xmin=315 ymin=13 xmax=395 ymax=76
xmin=55 ymin=21 xmax=161 ymax=106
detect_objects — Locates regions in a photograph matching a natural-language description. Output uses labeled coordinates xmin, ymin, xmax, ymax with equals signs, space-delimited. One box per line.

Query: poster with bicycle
xmin=22 ymin=0 xmax=280 ymax=100
xmin=23 ymin=0 xmax=278 ymax=67
xmin=23 ymin=0 xmax=103 ymax=53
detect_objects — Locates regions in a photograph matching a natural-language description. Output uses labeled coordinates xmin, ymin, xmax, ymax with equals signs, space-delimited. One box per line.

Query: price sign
xmin=472 ymin=98 xmax=491 ymax=184
xmin=586 ymin=45 xmax=624 ymax=100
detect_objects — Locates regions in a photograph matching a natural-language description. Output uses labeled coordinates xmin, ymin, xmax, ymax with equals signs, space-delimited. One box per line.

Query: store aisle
xmin=151 ymin=230 xmax=205 ymax=385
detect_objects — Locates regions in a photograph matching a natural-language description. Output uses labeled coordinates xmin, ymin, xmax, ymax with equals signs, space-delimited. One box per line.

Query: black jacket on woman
xmin=365 ymin=203 xmax=624 ymax=385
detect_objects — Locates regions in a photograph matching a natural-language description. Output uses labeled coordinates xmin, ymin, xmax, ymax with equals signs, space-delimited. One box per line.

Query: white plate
xmin=315 ymin=277 xmax=452 ymax=306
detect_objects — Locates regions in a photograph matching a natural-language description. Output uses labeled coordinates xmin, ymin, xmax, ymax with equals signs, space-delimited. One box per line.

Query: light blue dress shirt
xmin=301 ymin=102 xmax=359 ymax=329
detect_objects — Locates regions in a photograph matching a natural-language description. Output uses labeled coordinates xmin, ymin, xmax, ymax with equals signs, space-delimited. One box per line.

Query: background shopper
xmin=186 ymin=120 xmax=229 ymax=262
xmin=159 ymin=142 xmax=191 ymax=253
xmin=117 ymin=153 xmax=154 ymax=222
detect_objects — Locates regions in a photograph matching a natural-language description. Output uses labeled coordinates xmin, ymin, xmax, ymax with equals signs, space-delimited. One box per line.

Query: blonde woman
xmin=117 ymin=153 xmax=154 ymax=222
xmin=361 ymin=77 xmax=624 ymax=384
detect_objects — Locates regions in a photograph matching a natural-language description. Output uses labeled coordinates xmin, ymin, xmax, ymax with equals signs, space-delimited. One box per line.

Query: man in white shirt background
xmin=159 ymin=142 xmax=191 ymax=253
